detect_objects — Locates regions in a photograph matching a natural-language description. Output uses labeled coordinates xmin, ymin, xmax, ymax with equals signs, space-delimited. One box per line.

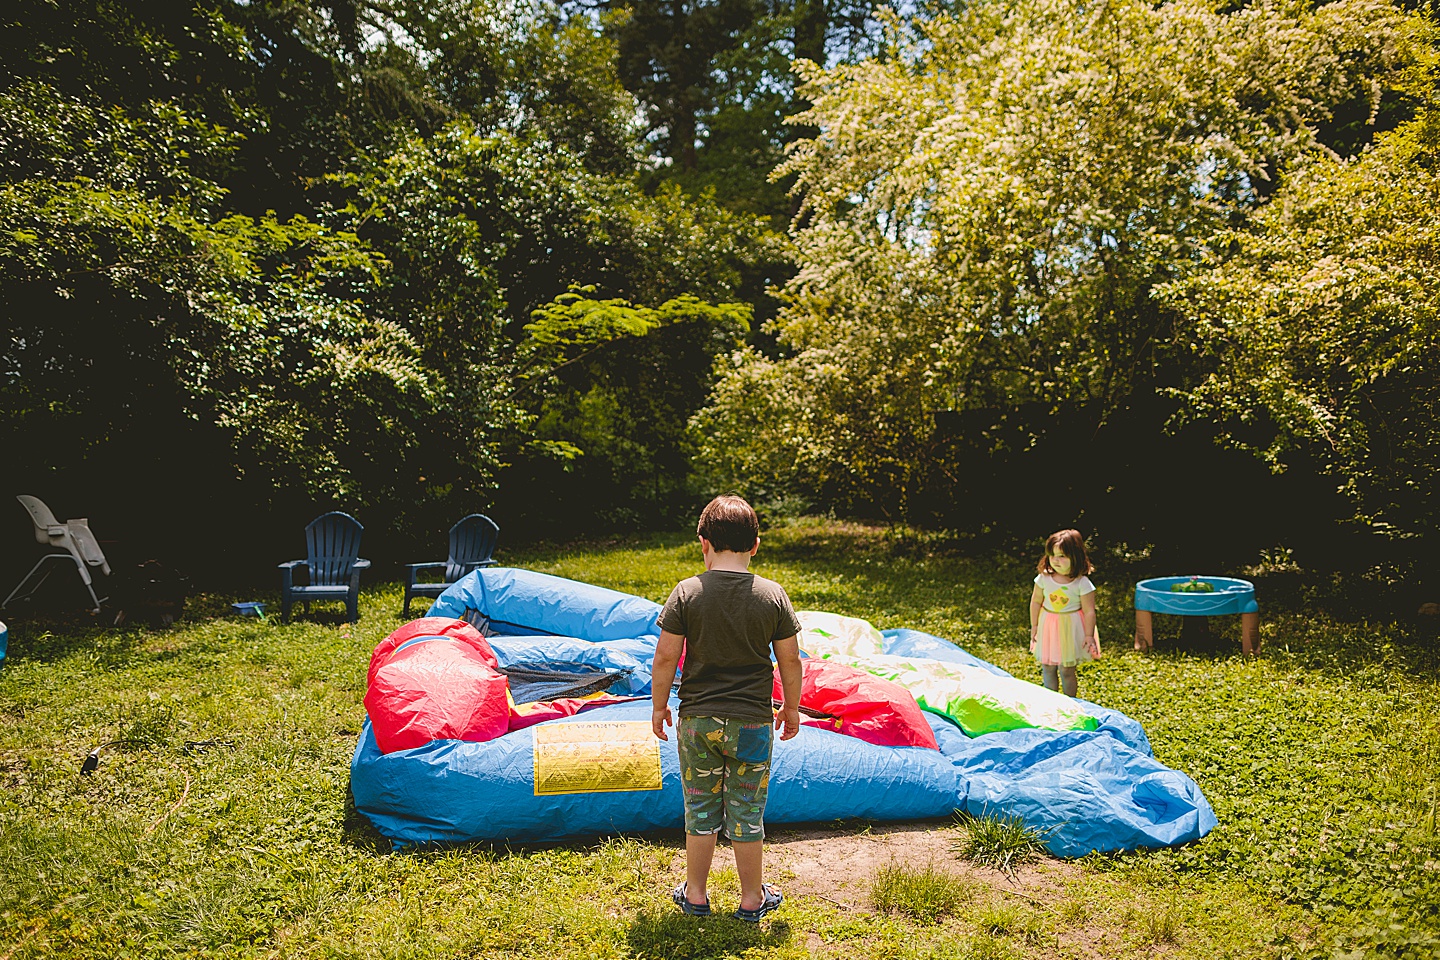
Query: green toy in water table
xmin=1170 ymin=577 xmax=1216 ymax=593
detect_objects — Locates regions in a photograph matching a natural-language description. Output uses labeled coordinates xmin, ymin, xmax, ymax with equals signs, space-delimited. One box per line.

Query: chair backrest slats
xmin=305 ymin=512 xmax=363 ymax=585
xmin=446 ymin=514 xmax=499 ymax=582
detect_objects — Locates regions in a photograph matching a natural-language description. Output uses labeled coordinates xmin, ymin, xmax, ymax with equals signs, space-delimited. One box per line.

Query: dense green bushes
xmin=0 ymin=1 xmax=776 ymax=580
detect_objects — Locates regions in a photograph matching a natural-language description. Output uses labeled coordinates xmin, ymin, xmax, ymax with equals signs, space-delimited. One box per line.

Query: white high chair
xmin=2 ymin=495 xmax=111 ymax=614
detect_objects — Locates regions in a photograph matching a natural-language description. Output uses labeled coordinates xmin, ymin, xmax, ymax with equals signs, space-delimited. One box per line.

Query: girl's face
xmin=1049 ymin=550 xmax=1072 ymax=575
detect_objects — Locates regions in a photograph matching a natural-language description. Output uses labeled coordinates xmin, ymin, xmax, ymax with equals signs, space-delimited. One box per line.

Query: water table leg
xmin=1134 ymin=609 xmax=1153 ymax=651
xmin=1241 ymin=612 xmax=1261 ymax=657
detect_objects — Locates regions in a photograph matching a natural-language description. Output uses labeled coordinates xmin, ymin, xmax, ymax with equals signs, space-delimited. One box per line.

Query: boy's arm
xmin=651 ymin=629 xmax=684 ymax=740
xmin=772 ymin=634 xmax=802 ymax=740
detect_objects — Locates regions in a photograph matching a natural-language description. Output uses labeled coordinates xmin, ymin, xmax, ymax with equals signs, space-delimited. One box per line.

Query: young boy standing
xmin=651 ymin=495 xmax=803 ymax=922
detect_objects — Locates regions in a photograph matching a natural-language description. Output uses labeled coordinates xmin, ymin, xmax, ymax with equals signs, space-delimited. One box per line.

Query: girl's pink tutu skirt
xmin=1033 ymin=610 xmax=1098 ymax=667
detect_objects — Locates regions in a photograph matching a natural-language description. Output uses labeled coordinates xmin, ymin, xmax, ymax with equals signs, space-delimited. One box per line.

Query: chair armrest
xmin=478 ymin=559 xmax=500 ymax=567
xmin=406 ymin=561 xmax=446 ymax=586
xmin=278 ymin=560 xmax=306 ymax=590
xmin=349 ymin=558 xmax=370 ymax=592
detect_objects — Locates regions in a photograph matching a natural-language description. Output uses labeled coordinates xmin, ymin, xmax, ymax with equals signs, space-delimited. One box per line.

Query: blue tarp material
xmin=487 ymin=635 xmax=653 ymax=696
xmin=428 ymin=567 xmax=661 ymax=640
xmin=350 ymin=568 xmax=1216 ymax=855
xmin=353 ymin=699 xmax=963 ymax=844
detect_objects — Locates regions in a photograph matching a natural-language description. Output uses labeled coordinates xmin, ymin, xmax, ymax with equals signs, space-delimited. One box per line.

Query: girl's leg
xmin=1060 ymin=666 xmax=1077 ymax=698
xmin=1041 ymin=664 xmax=1059 ymax=691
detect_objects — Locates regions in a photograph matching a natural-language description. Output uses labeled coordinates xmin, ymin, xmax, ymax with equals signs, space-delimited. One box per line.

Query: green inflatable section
xmin=797 ymin=611 xmax=1098 ymax=736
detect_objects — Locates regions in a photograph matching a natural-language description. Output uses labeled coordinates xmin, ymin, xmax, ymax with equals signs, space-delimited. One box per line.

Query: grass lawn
xmin=1 ymin=519 xmax=1436 ymax=959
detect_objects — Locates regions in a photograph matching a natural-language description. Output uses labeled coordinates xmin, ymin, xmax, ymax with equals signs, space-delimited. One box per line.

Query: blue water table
xmin=1133 ymin=576 xmax=1260 ymax=656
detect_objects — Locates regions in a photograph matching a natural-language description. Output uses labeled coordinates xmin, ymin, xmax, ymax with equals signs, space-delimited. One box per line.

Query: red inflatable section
xmin=774 ymin=658 xmax=939 ymax=750
xmin=365 ymin=618 xmax=511 ymax=754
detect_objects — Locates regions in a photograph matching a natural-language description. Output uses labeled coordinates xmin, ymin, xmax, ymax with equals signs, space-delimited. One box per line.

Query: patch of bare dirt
xmin=671 ymin=819 xmax=1082 ymax=912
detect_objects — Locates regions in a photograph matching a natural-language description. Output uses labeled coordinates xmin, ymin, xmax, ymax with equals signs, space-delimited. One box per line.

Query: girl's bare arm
xmin=1081 ymin=591 xmax=1099 ymax=655
xmin=1029 ymin=584 xmax=1044 ymax=640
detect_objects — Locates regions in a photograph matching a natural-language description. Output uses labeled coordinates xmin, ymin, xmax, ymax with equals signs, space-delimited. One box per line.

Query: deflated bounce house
xmin=351 ymin=568 xmax=1217 ymax=856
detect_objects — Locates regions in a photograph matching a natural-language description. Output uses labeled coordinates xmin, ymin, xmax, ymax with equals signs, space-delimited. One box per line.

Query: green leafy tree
xmin=1 ymin=0 xmax=778 ymax=570
xmin=1159 ymin=107 xmax=1440 ymax=542
xmin=0 ymin=77 xmax=453 ymax=504
xmin=592 ymin=0 xmax=878 ymax=224
xmin=696 ymin=0 xmax=1423 ymax=522
xmin=508 ymin=291 xmax=752 ymax=531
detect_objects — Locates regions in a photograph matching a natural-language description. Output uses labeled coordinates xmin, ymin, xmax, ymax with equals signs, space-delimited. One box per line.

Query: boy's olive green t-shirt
xmin=658 ymin=570 xmax=802 ymax=722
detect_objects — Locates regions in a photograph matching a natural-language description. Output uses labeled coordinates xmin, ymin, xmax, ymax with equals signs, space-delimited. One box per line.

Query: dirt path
xmin=655 ymin=821 xmax=1139 ymax=958
xmin=669 ymin=819 xmax=1081 ymax=909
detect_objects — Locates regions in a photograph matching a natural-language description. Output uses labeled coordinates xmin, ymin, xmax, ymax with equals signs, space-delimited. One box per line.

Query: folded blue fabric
xmin=952 ymin=727 xmax=1217 ymax=857
xmin=487 ymin=635 xmax=653 ymax=696
xmin=429 ymin=567 xmax=661 ymax=641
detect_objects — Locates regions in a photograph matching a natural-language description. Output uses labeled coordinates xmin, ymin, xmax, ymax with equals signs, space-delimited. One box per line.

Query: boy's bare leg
xmin=685 ymin=833 xmax=719 ymax=904
xmin=733 ymin=839 xmax=765 ymax=910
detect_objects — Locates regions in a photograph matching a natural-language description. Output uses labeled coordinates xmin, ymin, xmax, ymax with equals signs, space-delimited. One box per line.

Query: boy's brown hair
xmin=1036 ymin=529 xmax=1094 ymax=577
xmin=697 ymin=495 xmax=760 ymax=553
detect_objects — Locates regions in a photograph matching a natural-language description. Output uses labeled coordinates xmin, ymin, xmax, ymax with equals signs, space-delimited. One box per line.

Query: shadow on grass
xmin=0 ymin=609 xmax=144 ymax=665
xmin=277 ymin=607 xmax=360 ymax=627
xmin=341 ymin=780 xmax=395 ymax=855
xmin=626 ymin=910 xmax=790 ymax=960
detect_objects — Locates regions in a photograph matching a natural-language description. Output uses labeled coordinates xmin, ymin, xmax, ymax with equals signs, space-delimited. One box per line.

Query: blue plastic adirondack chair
xmin=278 ymin=512 xmax=369 ymax=623
xmin=403 ymin=514 xmax=500 ymax=616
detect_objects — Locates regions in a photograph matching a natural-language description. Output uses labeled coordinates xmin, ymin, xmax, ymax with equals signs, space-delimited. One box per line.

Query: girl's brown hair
xmin=1036 ymin=529 xmax=1093 ymax=578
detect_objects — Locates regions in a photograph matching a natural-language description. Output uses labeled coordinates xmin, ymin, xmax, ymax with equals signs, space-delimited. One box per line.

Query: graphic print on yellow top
xmin=1038 ymin=573 xmax=1091 ymax=613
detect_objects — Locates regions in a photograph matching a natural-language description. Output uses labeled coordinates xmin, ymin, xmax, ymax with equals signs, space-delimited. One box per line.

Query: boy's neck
xmin=701 ymin=537 xmax=757 ymax=573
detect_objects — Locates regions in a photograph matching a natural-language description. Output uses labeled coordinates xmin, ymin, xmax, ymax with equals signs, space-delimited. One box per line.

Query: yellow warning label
xmin=533 ymin=721 xmax=663 ymax=796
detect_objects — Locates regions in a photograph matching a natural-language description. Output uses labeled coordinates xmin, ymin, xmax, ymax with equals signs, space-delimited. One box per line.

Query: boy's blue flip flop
xmin=732 ymin=883 xmax=783 ymax=922
xmin=672 ymin=882 xmax=711 ymax=917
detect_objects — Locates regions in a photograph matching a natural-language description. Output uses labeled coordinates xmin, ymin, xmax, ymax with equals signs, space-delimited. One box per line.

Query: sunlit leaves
xmin=1159 ymin=108 xmax=1440 ymax=537
xmin=699 ymin=0 xmax=1422 ymax=517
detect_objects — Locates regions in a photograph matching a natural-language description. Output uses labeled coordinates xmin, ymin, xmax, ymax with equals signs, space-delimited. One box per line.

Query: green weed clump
xmin=953 ymin=812 xmax=1048 ymax=876
xmin=870 ymin=862 xmax=973 ymax=922
xmin=974 ymin=902 xmax=1047 ymax=946
xmin=1057 ymin=898 xmax=1088 ymax=925
xmin=1141 ymin=903 xmax=1180 ymax=945
xmin=960 ymin=936 xmax=1018 ymax=960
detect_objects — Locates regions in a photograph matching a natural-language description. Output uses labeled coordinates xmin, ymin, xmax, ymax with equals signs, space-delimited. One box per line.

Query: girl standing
xmin=1029 ymin=529 xmax=1101 ymax=697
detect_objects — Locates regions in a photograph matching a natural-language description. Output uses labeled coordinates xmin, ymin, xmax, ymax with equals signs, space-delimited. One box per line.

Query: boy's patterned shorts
xmin=676 ymin=716 xmax=774 ymax=841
